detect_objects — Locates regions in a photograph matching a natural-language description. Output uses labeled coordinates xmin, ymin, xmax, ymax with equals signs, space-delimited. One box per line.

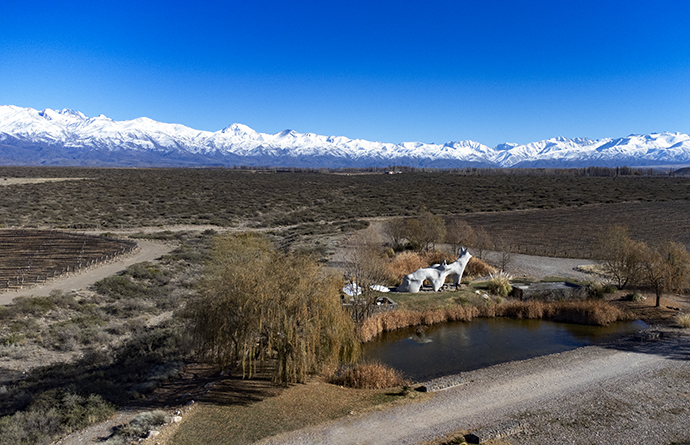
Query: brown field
xmin=448 ymin=200 xmax=690 ymax=258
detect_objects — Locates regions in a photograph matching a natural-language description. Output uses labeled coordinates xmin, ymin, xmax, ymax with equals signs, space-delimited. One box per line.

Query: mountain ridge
xmin=1 ymin=105 xmax=689 ymax=168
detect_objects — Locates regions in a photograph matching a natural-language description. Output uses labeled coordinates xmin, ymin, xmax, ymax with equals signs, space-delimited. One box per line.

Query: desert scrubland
xmin=0 ymin=167 xmax=688 ymax=445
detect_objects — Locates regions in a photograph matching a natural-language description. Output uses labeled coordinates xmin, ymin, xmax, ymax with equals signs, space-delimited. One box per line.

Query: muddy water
xmin=362 ymin=318 xmax=647 ymax=381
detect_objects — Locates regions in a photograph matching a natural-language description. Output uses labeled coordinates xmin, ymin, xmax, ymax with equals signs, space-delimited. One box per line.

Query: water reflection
xmin=362 ymin=318 xmax=647 ymax=382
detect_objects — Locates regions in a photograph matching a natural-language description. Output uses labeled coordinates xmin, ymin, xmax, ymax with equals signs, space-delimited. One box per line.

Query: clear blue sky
xmin=2 ymin=0 xmax=689 ymax=147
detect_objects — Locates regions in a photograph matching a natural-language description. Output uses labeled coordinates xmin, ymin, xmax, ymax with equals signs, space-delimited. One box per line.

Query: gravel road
xmin=257 ymin=331 xmax=690 ymax=445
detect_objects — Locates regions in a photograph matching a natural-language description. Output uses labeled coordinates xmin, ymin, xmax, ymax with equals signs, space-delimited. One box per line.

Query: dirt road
xmin=257 ymin=332 xmax=690 ymax=445
xmin=0 ymin=240 xmax=174 ymax=305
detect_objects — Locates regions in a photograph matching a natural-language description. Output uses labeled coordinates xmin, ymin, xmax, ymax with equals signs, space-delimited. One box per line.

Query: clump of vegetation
xmin=487 ymin=271 xmax=513 ymax=297
xmin=103 ymin=410 xmax=168 ymax=445
xmin=587 ymin=281 xmax=617 ymax=299
xmin=674 ymin=313 xmax=690 ymax=329
xmin=0 ymin=389 xmax=114 ymax=445
xmin=328 ymin=361 xmax=408 ymax=389
xmin=625 ymin=291 xmax=644 ymax=302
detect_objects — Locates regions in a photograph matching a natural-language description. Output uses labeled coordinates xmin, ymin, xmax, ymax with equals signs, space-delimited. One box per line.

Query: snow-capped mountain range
xmin=1 ymin=105 xmax=689 ymax=168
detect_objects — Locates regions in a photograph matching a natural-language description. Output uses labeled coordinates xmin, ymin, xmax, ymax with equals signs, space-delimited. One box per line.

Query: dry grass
xmin=164 ymin=377 xmax=413 ymax=445
xmin=487 ymin=271 xmax=513 ymax=297
xmin=359 ymin=300 xmax=632 ymax=342
xmin=385 ymin=251 xmax=494 ymax=284
xmin=674 ymin=312 xmax=690 ymax=328
xmin=328 ymin=361 xmax=409 ymax=389
xmin=465 ymin=257 xmax=496 ymax=277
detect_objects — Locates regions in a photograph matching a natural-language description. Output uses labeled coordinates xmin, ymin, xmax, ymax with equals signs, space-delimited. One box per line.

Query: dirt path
xmin=256 ymin=332 xmax=690 ymax=444
xmin=0 ymin=240 xmax=174 ymax=305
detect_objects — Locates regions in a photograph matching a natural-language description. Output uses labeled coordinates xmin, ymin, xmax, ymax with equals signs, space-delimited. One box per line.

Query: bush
xmin=103 ymin=410 xmax=168 ymax=444
xmin=487 ymin=271 xmax=513 ymax=297
xmin=587 ymin=282 xmax=607 ymax=299
xmin=465 ymin=257 xmax=496 ymax=277
xmin=625 ymin=292 xmax=644 ymax=302
xmin=674 ymin=313 xmax=690 ymax=329
xmin=0 ymin=296 xmax=55 ymax=319
xmin=328 ymin=361 xmax=408 ymax=389
xmin=0 ymin=390 xmax=115 ymax=445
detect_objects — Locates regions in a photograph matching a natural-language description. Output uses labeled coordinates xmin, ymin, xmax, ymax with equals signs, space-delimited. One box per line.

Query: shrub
xmin=103 ymin=410 xmax=168 ymax=444
xmin=587 ymin=282 xmax=607 ymax=299
xmin=0 ymin=390 xmax=115 ymax=445
xmin=386 ymin=251 xmax=428 ymax=282
xmin=603 ymin=284 xmax=618 ymax=294
xmin=328 ymin=361 xmax=407 ymax=389
xmin=674 ymin=313 xmax=690 ymax=329
xmin=465 ymin=257 xmax=496 ymax=277
xmin=487 ymin=271 xmax=513 ymax=297
xmin=626 ymin=292 xmax=644 ymax=302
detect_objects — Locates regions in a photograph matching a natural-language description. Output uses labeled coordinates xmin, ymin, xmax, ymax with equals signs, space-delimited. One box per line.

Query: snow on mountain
xmin=1 ymin=105 xmax=689 ymax=168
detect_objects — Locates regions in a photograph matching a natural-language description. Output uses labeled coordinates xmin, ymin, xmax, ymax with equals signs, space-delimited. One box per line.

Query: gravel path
xmin=257 ymin=331 xmax=690 ymax=445
xmin=479 ymin=250 xmax=598 ymax=281
xmin=0 ymin=240 xmax=174 ymax=305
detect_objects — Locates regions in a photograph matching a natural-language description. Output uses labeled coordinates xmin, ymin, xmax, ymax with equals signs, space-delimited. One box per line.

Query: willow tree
xmin=187 ymin=233 xmax=359 ymax=384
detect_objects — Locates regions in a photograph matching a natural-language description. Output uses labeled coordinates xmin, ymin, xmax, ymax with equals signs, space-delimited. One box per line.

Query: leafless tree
xmin=640 ymin=240 xmax=690 ymax=307
xmin=343 ymin=227 xmax=392 ymax=325
xmin=383 ymin=217 xmax=408 ymax=251
xmin=445 ymin=218 xmax=477 ymax=256
xmin=593 ymin=225 xmax=645 ymax=289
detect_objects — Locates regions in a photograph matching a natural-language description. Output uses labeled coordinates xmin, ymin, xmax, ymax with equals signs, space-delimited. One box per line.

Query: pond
xmin=362 ymin=318 xmax=648 ymax=382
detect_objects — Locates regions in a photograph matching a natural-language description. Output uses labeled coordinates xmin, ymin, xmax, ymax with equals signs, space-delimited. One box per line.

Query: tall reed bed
xmin=359 ymin=300 xmax=632 ymax=342
xmin=328 ymin=361 xmax=408 ymax=389
xmin=385 ymin=251 xmax=495 ymax=284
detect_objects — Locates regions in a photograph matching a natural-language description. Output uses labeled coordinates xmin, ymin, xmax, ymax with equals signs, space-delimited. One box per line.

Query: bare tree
xmin=404 ymin=218 xmax=425 ymax=251
xmin=343 ymin=227 xmax=392 ymax=325
xmin=593 ymin=225 xmax=645 ymax=289
xmin=640 ymin=240 xmax=690 ymax=307
xmin=445 ymin=218 xmax=477 ymax=256
xmin=472 ymin=227 xmax=492 ymax=260
xmin=493 ymin=235 xmax=513 ymax=272
xmin=383 ymin=217 xmax=408 ymax=251
xmin=415 ymin=212 xmax=446 ymax=252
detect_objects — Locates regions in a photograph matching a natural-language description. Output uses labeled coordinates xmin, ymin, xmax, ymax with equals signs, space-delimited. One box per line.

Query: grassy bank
xmin=162 ymin=376 xmax=420 ymax=445
xmin=359 ymin=299 xmax=633 ymax=342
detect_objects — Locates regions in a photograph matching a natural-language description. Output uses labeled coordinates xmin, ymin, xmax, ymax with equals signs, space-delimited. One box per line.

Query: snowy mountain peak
xmin=0 ymin=105 xmax=689 ymax=169
xmin=221 ymin=123 xmax=257 ymax=136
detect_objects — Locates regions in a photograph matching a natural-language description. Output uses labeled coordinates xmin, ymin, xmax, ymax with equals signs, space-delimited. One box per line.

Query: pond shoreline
xmin=358 ymin=299 xmax=633 ymax=342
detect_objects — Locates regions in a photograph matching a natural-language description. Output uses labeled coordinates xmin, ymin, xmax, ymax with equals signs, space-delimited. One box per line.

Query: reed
xmin=359 ymin=300 xmax=632 ymax=342
xmin=328 ymin=361 xmax=408 ymax=389
xmin=673 ymin=312 xmax=690 ymax=328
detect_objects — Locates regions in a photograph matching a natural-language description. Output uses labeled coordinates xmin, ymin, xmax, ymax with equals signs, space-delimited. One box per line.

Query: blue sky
xmin=1 ymin=0 xmax=689 ymax=147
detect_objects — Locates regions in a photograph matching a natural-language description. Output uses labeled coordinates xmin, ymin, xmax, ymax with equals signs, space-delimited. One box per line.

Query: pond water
xmin=362 ymin=318 xmax=647 ymax=382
